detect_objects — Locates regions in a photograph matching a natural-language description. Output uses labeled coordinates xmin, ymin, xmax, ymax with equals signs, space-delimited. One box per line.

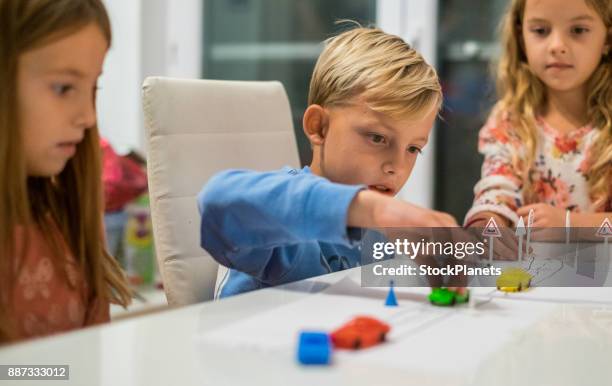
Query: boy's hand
xmin=517 ymin=204 xmax=565 ymax=227
xmin=347 ymin=190 xmax=458 ymax=228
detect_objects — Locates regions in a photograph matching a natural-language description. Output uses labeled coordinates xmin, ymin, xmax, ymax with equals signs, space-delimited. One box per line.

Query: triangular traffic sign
xmin=482 ymin=217 xmax=502 ymax=237
xmin=596 ymin=218 xmax=612 ymax=237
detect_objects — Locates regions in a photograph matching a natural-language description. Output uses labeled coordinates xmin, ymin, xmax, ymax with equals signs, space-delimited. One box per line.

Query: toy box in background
xmin=124 ymin=194 xmax=158 ymax=287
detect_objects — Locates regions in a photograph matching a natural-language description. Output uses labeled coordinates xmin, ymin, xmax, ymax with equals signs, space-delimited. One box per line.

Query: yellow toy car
xmin=496 ymin=268 xmax=532 ymax=292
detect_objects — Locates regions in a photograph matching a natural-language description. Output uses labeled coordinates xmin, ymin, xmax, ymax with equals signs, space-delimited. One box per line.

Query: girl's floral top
xmin=465 ymin=109 xmax=604 ymax=226
xmin=4 ymin=222 xmax=109 ymax=342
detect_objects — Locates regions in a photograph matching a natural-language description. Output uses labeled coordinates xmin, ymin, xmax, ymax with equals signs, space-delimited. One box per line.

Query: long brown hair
xmin=0 ymin=0 xmax=131 ymax=343
xmin=496 ymin=0 xmax=611 ymax=210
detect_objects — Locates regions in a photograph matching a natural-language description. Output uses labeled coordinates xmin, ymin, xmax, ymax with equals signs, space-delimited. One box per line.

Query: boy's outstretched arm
xmin=347 ymin=190 xmax=458 ymax=228
xmin=198 ymin=169 xmax=457 ymax=284
xmin=198 ymin=168 xmax=363 ymax=282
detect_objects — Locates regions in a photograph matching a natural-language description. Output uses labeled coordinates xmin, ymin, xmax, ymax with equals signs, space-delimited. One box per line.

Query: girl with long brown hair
xmin=0 ymin=0 xmax=131 ymax=344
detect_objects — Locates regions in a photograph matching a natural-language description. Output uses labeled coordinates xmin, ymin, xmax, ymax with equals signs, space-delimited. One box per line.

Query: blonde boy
xmin=198 ymin=27 xmax=457 ymax=297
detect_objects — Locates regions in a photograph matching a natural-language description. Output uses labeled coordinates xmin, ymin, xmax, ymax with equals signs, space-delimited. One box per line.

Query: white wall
xmin=165 ymin=1 xmax=203 ymax=78
xmin=97 ymin=0 xmax=142 ymax=155
xmin=377 ymin=0 xmax=439 ymax=209
xmin=97 ymin=0 xmax=203 ymax=154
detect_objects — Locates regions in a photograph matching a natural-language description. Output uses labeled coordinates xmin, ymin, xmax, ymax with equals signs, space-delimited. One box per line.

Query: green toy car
xmin=428 ymin=288 xmax=470 ymax=306
xmin=496 ymin=267 xmax=532 ymax=292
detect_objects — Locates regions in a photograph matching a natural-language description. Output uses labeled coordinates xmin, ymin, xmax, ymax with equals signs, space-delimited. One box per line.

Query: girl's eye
xmin=407 ymin=146 xmax=422 ymax=154
xmin=531 ymin=27 xmax=549 ymax=36
xmin=571 ymin=26 xmax=589 ymax=35
xmin=52 ymin=84 xmax=74 ymax=95
xmin=368 ymin=133 xmax=387 ymax=145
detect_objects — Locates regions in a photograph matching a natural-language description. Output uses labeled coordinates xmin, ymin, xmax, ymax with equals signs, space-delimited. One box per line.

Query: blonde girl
xmin=466 ymin=0 xmax=611 ymax=235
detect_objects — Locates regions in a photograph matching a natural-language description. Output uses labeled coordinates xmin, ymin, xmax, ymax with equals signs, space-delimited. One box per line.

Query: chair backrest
xmin=142 ymin=77 xmax=300 ymax=305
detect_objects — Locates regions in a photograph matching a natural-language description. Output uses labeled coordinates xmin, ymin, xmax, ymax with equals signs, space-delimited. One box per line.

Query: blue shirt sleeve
xmin=197 ymin=168 xmax=364 ymax=283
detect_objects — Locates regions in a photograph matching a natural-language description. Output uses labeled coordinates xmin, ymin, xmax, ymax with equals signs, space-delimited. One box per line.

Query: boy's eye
xmin=52 ymin=84 xmax=74 ymax=96
xmin=407 ymin=146 xmax=422 ymax=155
xmin=367 ymin=133 xmax=387 ymax=145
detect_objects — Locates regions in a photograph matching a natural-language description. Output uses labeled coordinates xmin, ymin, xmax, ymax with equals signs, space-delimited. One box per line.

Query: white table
xmin=1 ymin=268 xmax=612 ymax=386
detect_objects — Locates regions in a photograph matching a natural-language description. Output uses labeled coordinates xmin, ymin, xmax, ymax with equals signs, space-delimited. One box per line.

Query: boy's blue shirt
xmin=197 ymin=166 xmax=368 ymax=297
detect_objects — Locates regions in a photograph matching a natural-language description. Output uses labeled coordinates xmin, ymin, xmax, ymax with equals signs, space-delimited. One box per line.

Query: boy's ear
xmin=302 ymin=104 xmax=328 ymax=146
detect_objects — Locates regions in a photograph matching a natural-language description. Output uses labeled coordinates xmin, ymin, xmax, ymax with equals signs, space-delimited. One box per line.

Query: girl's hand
xmin=517 ymin=204 xmax=565 ymax=228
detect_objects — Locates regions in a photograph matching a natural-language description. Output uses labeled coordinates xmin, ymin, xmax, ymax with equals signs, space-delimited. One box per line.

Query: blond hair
xmin=308 ymin=26 xmax=442 ymax=120
xmin=496 ymin=0 xmax=611 ymax=210
xmin=0 ymin=0 xmax=131 ymax=344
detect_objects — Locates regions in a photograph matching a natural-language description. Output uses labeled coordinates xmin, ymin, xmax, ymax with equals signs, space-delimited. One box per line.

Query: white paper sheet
xmin=196 ymin=275 xmax=560 ymax=377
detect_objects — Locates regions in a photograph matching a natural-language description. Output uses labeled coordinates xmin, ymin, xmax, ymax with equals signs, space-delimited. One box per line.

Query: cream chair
xmin=142 ymin=77 xmax=300 ymax=305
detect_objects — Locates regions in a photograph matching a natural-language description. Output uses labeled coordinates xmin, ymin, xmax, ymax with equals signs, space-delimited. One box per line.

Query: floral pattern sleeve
xmin=8 ymin=224 xmax=112 ymax=342
xmin=464 ymin=111 xmax=524 ymax=226
xmin=465 ymin=107 xmax=599 ymax=225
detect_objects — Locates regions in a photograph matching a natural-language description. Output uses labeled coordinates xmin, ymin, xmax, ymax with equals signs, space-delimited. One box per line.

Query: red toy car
xmin=330 ymin=316 xmax=391 ymax=349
